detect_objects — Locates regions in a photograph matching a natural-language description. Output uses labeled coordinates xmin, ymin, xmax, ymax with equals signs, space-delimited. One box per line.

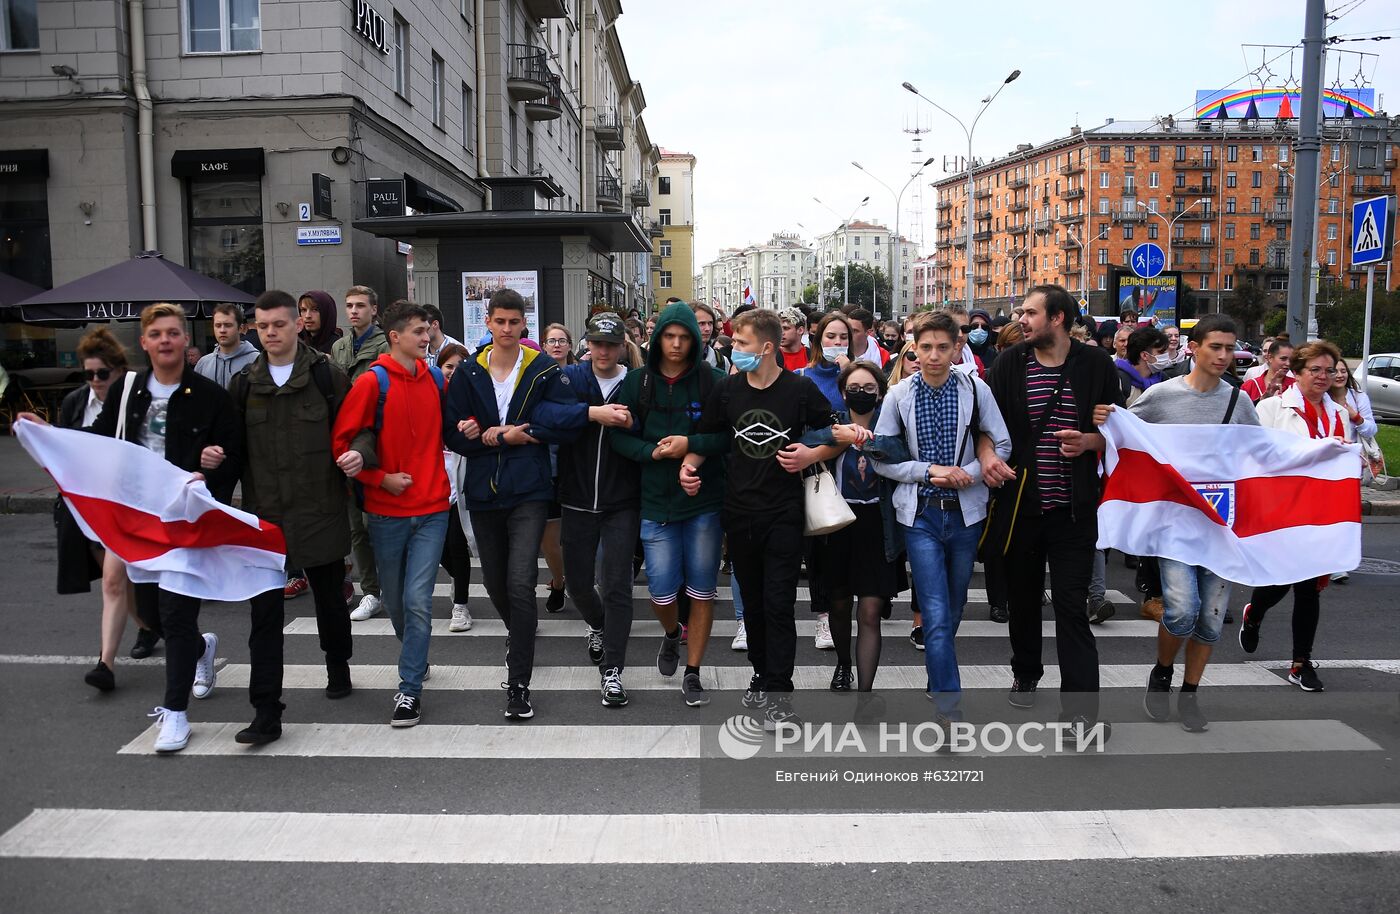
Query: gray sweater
xmin=194 ymin=339 xmax=260 ymax=389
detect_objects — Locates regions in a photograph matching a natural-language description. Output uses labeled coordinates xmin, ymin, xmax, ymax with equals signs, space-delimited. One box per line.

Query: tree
xmin=1223 ymin=282 xmax=1270 ymax=340
xmin=800 ymin=283 xmax=820 ymax=306
xmin=822 ymin=264 xmax=891 ymax=314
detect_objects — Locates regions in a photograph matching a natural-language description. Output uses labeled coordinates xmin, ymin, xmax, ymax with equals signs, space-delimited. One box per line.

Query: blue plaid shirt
xmin=912 ymin=373 xmax=960 ymax=499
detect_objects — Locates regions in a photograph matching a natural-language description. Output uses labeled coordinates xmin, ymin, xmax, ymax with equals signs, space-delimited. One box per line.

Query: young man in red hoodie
xmin=332 ymin=301 xmax=450 ymax=728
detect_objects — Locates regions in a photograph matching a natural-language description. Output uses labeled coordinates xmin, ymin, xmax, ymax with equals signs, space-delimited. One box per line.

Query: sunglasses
xmin=83 ymin=368 xmax=112 ymax=381
xmin=903 ymin=351 xmax=918 ymax=361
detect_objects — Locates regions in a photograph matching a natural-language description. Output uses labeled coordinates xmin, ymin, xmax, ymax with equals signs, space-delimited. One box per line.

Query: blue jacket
xmin=444 ymin=344 xmax=578 ymax=511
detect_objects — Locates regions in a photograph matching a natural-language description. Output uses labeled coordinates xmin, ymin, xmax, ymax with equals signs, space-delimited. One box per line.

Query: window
xmin=659 ymin=270 xmax=672 ymax=289
xmin=184 ymin=0 xmax=261 ymax=53
xmin=658 ymin=176 xmax=671 ymax=195
xmin=1175 ymin=145 xmax=1186 ymax=161
xmin=1227 ymin=144 xmax=1238 ymax=162
xmin=1099 ymin=145 xmax=1111 ymax=163
xmin=1098 ymin=273 xmax=1106 ymax=291
xmin=1251 ymin=197 xmax=1261 ymax=213
xmin=1327 ymin=224 xmax=1337 ymax=241
xmin=1329 ymin=173 xmax=1339 ymax=187
xmin=1251 ymin=145 xmax=1262 ymax=162
xmin=1250 ymin=249 xmax=1260 ymax=265
xmin=1327 ymin=249 xmax=1337 ymax=266
xmin=1226 ymin=171 xmax=1237 ymax=188
xmin=1098 ymin=248 xmax=1108 ymax=265
xmin=1331 ymin=144 xmax=1341 ymax=162
xmin=1279 ymin=145 xmax=1289 ymax=163
xmin=1123 ymin=173 xmax=1136 ymax=194
xmin=508 ymin=110 xmax=517 ymax=170
xmin=1124 ymin=146 xmax=1135 ymax=163
xmin=187 ymin=176 xmax=264 ymax=295
xmin=1224 ymin=223 xmax=1235 ymax=240
xmin=430 ymin=54 xmax=444 ymax=128
xmin=1099 ymin=171 xmax=1110 ymax=189
xmin=1 ymin=0 xmax=38 ymax=50
xmin=659 ymin=239 xmax=671 ymax=257
xmin=1122 ymin=224 xmax=1134 ymax=240
xmin=1223 ymin=274 xmax=1234 ymax=290
xmin=0 ymin=171 xmax=51 ymax=287
xmin=1269 ymin=276 xmax=1288 ymax=291
xmin=1200 ymin=275 xmax=1209 ymax=290
xmin=1148 ymin=171 xmax=1159 ymax=189
xmin=1226 ymin=197 xmax=1236 ymax=214
xmin=1174 ymin=173 xmax=1186 ymax=188
xmin=1224 ymin=249 xmax=1234 ymax=265
xmin=1149 ymin=145 xmax=1160 ymax=162
xmin=1275 ymin=224 xmax=1287 ymax=240
xmin=1251 ymin=171 xmax=1262 ymax=188
xmin=1249 ymin=223 xmax=1260 ymax=240
xmin=461 ymin=84 xmax=475 ymax=151
xmin=393 ymin=15 xmax=410 ymax=98
xmin=658 ymin=208 xmax=671 ymax=226
xmin=1147 ymin=223 xmax=1159 ymax=239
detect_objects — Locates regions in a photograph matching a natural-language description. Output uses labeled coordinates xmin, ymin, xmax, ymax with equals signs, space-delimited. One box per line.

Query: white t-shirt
xmin=491 ymin=348 xmax=524 ymax=423
xmin=268 ymin=362 xmax=295 ymax=387
xmin=143 ymin=376 xmax=180 ymax=456
xmin=596 ymin=368 xmax=627 ymax=400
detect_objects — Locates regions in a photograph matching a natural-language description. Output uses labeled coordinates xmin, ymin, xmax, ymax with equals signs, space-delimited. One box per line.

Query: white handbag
xmin=803 ymin=461 xmax=856 ymax=536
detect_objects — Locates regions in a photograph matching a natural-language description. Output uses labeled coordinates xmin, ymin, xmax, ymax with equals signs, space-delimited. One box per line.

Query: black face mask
xmin=844 ymin=390 xmax=879 ymax=415
xmin=882 ymin=337 xmax=901 ymax=350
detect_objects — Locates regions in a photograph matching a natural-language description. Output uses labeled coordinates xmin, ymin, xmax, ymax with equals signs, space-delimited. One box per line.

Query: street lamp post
xmin=904 ymin=69 xmax=1020 ymax=312
xmin=853 ymin=156 xmax=934 ymax=319
xmin=1139 ymin=198 xmax=1210 ymax=271
xmin=814 ymin=195 xmax=869 ymax=307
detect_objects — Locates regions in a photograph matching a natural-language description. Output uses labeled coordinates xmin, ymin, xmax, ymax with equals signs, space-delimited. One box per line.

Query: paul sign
xmin=353 ymin=1 xmax=392 ymax=55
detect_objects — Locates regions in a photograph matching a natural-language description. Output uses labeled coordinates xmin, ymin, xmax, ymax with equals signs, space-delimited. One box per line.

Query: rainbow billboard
xmin=1194 ymin=87 xmax=1376 ymax=119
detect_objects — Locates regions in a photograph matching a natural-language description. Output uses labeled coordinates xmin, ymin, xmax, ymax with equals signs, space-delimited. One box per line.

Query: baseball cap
xmin=585 ymin=312 xmax=625 ymax=343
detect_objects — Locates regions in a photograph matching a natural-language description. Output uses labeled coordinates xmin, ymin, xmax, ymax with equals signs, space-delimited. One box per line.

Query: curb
xmin=1363 ymin=498 xmax=1400 ymax=517
xmin=1 ymin=494 xmax=55 ymax=515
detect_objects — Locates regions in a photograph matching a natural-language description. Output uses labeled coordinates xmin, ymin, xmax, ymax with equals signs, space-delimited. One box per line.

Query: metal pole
xmin=843 ymin=221 xmax=850 ymax=306
xmin=1287 ymin=0 xmax=1326 ymax=340
xmin=1361 ymin=265 xmax=1375 ymax=394
xmin=966 ymin=139 xmax=974 ymax=311
xmin=892 ymin=210 xmax=900 ymax=320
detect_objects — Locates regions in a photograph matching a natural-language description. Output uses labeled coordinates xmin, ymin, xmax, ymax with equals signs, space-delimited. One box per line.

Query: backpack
xmin=234 ymin=356 xmax=338 ymax=421
xmin=351 ymin=362 xmax=446 ymax=509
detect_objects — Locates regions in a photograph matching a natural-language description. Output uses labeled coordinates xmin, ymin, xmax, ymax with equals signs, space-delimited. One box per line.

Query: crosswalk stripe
xmin=212 ymin=662 xmax=1286 ymax=691
xmin=285 ymin=618 xmax=1163 ymax=639
xmin=5 ymin=806 xmax=1399 ymax=863
xmin=457 ymin=559 xmax=993 ymax=573
xmin=374 ymin=584 xmax=1138 ymax=604
xmin=115 ymin=718 xmax=1380 ymax=759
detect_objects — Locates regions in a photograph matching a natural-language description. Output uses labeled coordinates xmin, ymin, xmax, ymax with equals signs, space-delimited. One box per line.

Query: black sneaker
xmin=325 ymin=662 xmax=352 ymax=700
xmin=505 ymin=683 xmax=534 ymax=719
xmin=1223 ymin=608 xmax=1235 ymax=625
xmin=390 ymin=692 xmax=420 ymax=728
xmin=1144 ymin=665 xmax=1173 ymax=722
xmin=1178 ymin=692 xmax=1209 ymax=732
xmin=84 ymin=660 xmax=115 ymax=692
xmin=601 ymin=668 xmax=628 ymax=707
xmin=763 ymin=694 xmax=800 ymax=733
xmin=682 ymin=672 xmax=709 ymax=707
xmin=908 ymin=626 xmax=925 ymax=651
xmin=1008 ymin=678 xmax=1038 ymax=709
xmin=1066 ymin=715 xmax=1112 ymax=750
xmin=1288 ymin=660 xmax=1324 ymax=692
xmin=742 ymin=673 xmax=767 ymax=712
xmin=1237 ymin=603 xmax=1260 ymax=654
xmin=545 ymin=584 xmax=566 ymax=613
xmin=235 ymin=707 xmax=283 ymax=745
xmin=130 ymin=628 xmax=160 ymax=660
xmin=657 ymin=627 xmax=682 ymax=677
xmin=989 ymin=605 xmax=1010 ymax=624
xmin=830 ymin=664 xmax=854 ymax=692
xmin=585 ymin=627 xmax=604 ymax=665
xmin=1087 ymin=596 xmax=1115 ymax=625
xmin=720 ymin=557 xmax=733 ymax=576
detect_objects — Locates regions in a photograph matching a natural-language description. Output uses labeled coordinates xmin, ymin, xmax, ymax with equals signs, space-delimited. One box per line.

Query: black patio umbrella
xmin=0 ymin=271 xmax=43 ymax=307
xmin=3 ymin=251 xmax=255 ymax=323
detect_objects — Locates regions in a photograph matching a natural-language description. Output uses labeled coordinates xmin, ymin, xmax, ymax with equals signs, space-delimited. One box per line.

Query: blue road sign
xmin=1352 ymin=195 xmax=1394 ymax=267
xmin=1130 ymin=242 xmax=1166 ymax=279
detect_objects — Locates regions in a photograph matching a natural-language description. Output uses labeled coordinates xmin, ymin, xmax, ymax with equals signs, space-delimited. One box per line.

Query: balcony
xmin=629 ymin=180 xmax=650 ymax=206
xmin=975 ymin=187 xmax=992 ymax=200
xmin=974 ymin=209 xmax=992 ymax=221
xmin=1183 ymin=184 xmax=1218 ymax=195
xmin=649 ymin=255 xmax=663 ymax=272
xmin=1264 ymin=208 xmax=1292 ymax=223
xmin=1009 ymin=176 xmax=1029 ymax=189
xmin=936 ymin=218 xmax=953 ymax=230
xmin=1008 ymin=221 xmax=1029 ymax=235
xmin=523 ymin=0 xmax=569 ymax=18
xmin=524 ymin=74 xmax=563 ymax=121
xmin=973 ymin=230 xmax=992 ymax=242
xmin=1009 ymin=199 xmax=1029 ymax=212
xmin=1060 ymin=161 xmax=1085 ymax=175
xmin=1059 ymin=237 xmax=1079 ymax=249
xmin=647 ymin=220 xmax=664 ymax=238
xmin=507 ymin=44 xmax=551 ymax=102
xmin=1173 ymin=236 xmax=1215 ymax=247
xmin=974 ymin=252 xmax=992 ymax=264
xmin=1174 ymin=158 xmax=1216 ymax=170
xmin=937 ymin=199 xmax=952 ymax=211
xmin=1011 ymin=265 xmax=1028 ymax=278
xmin=1032 ymin=218 xmax=1053 ymax=233
xmin=951 ymin=237 xmax=967 ymax=248
xmin=974 ymin=274 xmax=992 ymax=285
xmin=1058 ymin=211 xmax=1084 ymax=223
xmin=1175 ymin=209 xmax=1213 ymax=220
xmin=1111 ymin=208 xmax=1146 ymax=222
xmin=593 ymin=107 xmax=625 ymax=151
xmin=1064 ymin=187 xmax=1084 ymax=200
xmin=596 ymin=174 xmax=622 ymax=211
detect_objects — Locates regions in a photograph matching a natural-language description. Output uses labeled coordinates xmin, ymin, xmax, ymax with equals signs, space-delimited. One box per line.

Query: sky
xmin=615 ymin=0 xmax=1400 ymax=273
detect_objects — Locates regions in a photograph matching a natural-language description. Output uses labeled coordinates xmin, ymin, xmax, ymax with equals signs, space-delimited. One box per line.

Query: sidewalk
xmin=3 ymin=431 xmax=1400 ymax=516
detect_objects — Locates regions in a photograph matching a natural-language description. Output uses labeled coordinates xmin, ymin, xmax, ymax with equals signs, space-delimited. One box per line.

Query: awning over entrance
xmin=353 ymin=210 xmax=650 ymax=253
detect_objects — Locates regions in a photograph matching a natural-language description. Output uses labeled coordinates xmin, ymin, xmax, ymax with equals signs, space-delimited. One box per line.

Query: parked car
xmin=1233 ymin=344 xmax=1259 ymax=371
xmin=1364 ymin=353 xmax=1400 ymax=420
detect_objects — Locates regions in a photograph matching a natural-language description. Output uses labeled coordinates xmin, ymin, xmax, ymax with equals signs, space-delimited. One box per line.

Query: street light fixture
xmin=904 ymin=69 xmax=1020 ymax=312
xmin=852 ymin=156 xmax=935 ymax=318
xmin=814 ymin=195 xmax=870 ymax=307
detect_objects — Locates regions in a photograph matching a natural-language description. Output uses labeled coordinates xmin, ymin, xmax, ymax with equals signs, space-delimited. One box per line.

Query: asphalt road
xmin=1 ymin=514 xmax=1398 ymax=913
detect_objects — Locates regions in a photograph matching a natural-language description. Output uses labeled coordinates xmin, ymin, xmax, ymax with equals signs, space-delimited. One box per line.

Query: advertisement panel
xmin=1109 ymin=266 xmax=1183 ymax=327
xmin=462 ymin=271 xmax=539 ymax=347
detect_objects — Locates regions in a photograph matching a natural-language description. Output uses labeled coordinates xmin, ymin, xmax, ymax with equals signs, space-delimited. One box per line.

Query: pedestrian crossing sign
xmin=1351 ymin=195 xmax=1394 ymax=266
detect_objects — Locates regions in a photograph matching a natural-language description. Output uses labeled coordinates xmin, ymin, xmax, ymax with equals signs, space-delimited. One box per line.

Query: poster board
xmin=1109 ymin=266 xmax=1183 ymax=327
xmin=462 ymin=271 xmax=539 ymax=348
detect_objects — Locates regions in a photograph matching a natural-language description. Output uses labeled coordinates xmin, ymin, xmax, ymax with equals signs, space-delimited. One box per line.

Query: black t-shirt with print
xmin=697 ymin=371 xmax=835 ymax=516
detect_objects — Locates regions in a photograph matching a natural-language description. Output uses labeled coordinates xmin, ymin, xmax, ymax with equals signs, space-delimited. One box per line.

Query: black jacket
xmin=554 ymin=363 xmax=641 ymax=513
xmin=54 ymin=385 xmax=101 ymax=594
xmin=88 ymin=366 xmax=243 ymax=504
xmin=985 ymin=340 xmax=1123 ymax=521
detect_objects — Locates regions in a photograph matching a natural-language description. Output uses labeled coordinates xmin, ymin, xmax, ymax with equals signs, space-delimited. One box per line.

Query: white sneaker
xmin=731 ymin=621 xmax=748 ymax=651
xmin=814 ymin=614 xmax=835 ymax=650
xmin=350 ymin=593 xmax=382 ymax=622
xmin=191 ymin=632 xmax=217 ymax=699
xmin=149 ymin=706 xmax=190 ymax=753
xmin=449 ymin=604 xmax=473 ymax=632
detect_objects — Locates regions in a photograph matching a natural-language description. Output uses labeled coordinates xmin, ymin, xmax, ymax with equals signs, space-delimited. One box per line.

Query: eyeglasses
xmin=903 ymin=351 xmax=918 ymax=361
xmin=844 ymin=384 xmax=879 ymax=396
xmin=544 ymin=338 xmax=570 ymax=347
xmin=1302 ymin=366 xmax=1337 ymax=377
xmin=83 ymin=368 xmax=112 ymax=381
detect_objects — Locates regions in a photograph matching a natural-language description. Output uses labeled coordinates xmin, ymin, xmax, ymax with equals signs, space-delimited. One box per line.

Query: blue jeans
xmin=1158 ymin=556 xmax=1231 ymax=644
xmin=904 ymin=500 xmax=983 ymax=717
xmin=367 ymin=510 xmax=448 ymax=698
xmin=640 ymin=511 xmax=723 ymax=604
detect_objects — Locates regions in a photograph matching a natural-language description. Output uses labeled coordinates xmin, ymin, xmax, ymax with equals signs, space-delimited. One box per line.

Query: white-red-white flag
xmin=742 ymin=286 xmax=755 ymax=306
xmin=16 ymin=420 xmax=286 ymax=601
xmin=1097 ymin=409 xmax=1361 ymax=586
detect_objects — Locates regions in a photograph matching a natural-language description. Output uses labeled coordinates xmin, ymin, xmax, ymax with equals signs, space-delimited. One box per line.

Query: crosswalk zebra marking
xmin=4 ymin=806 xmax=1399 ymax=863
xmin=361 ymin=584 xmax=1138 ymax=604
xmin=115 ymin=718 xmax=1380 ymax=759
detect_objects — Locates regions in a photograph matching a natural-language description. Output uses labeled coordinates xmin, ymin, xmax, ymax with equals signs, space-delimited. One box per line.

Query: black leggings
xmin=440 ymin=507 xmax=473 ymax=605
xmin=1248 ymin=579 xmax=1322 ymax=661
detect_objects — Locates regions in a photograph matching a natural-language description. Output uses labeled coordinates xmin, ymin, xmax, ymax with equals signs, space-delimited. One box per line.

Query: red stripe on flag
xmin=63 ymin=490 xmax=286 ymax=563
xmin=1102 ymin=448 xmax=1359 ymax=538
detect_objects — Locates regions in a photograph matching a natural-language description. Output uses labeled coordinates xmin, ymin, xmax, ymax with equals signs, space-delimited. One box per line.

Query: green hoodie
xmin=611 ymin=301 xmax=728 ymax=522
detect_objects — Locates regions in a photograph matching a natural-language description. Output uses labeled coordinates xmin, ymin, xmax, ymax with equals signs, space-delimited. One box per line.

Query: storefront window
xmin=0 ymin=178 xmax=51 ymax=289
xmin=187 ymin=177 xmax=264 ymax=294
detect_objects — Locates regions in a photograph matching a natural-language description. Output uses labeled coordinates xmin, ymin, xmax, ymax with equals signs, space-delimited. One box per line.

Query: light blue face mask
xmin=968 ymin=328 xmax=989 ymax=346
xmin=731 ymin=348 xmax=764 ymax=372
